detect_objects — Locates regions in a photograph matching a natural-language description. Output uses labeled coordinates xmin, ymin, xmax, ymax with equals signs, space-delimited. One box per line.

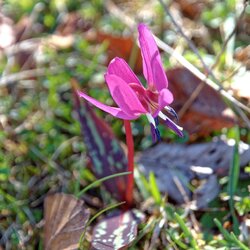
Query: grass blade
xmin=149 ymin=172 xmax=161 ymax=205
xmin=174 ymin=212 xmax=199 ymax=250
xmin=228 ymin=126 xmax=240 ymax=235
xmin=214 ymin=218 xmax=249 ymax=250
xmin=230 ymin=232 xmax=249 ymax=250
xmin=76 ymin=171 xmax=131 ymax=198
xmin=134 ymin=168 xmax=151 ymax=199
xmin=214 ymin=218 xmax=232 ymax=242
xmin=166 ymin=229 xmax=188 ymax=249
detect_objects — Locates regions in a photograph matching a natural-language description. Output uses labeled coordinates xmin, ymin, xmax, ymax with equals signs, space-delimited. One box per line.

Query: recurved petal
xmin=158 ymin=88 xmax=173 ymax=109
xmin=77 ymin=90 xmax=139 ymax=120
xmin=105 ymin=74 xmax=147 ymax=115
xmin=151 ymin=89 xmax=173 ymax=118
xmin=107 ymin=57 xmax=142 ymax=86
xmin=138 ymin=23 xmax=168 ymax=91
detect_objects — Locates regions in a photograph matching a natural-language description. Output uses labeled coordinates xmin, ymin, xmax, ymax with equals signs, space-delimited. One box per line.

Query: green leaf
xmin=174 ymin=213 xmax=199 ymax=250
xmin=227 ymin=126 xmax=240 ymax=235
xmin=76 ymin=171 xmax=131 ymax=198
xmin=214 ymin=218 xmax=249 ymax=250
xmin=149 ymin=172 xmax=161 ymax=205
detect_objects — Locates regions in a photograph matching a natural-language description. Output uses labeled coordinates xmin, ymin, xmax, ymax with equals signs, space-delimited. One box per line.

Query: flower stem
xmin=124 ymin=120 xmax=134 ymax=208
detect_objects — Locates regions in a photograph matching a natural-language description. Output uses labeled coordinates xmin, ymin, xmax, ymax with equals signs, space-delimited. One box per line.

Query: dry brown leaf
xmin=44 ymin=193 xmax=90 ymax=250
xmin=87 ymin=32 xmax=142 ymax=73
xmin=167 ymin=68 xmax=236 ymax=138
xmin=175 ymin=0 xmax=206 ymax=20
xmin=190 ymin=174 xmax=220 ymax=210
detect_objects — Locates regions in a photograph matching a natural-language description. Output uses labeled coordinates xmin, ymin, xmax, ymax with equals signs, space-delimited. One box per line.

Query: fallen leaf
xmin=91 ymin=210 xmax=144 ymax=250
xmin=87 ymin=32 xmax=142 ymax=73
xmin=175 ymin=0 xmax=205 ymax=20
xmin=137 ymin=137 xmax=250 ymax=204
xmin=190 ymin=175 xmax=220 ymax=210
xmin=167 ymin=68 xmax=236 ymax=138
xmin=44 ymin=193 xmax=90 ymax=250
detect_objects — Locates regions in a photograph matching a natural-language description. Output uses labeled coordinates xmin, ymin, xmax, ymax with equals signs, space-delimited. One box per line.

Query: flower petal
xmin=107 ymin=57 xmax=142 ymax=86
xmin=105 ymin=74 xmax=147 ymax=115
xmin=77 ymin=90 xmax=138 ymax=120
xmin=150 ymin=89 xmax=173 ymax=118
xmin=158 ymin=88 xmax=173 ymax=109
xmin=159 ymin=112 xmax=184 ymax=137
xmin=138 ymin=23 xmax=168 ymax=91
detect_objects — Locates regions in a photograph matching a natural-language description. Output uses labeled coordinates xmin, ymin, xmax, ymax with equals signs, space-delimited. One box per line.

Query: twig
xmin=4 ymin=38 xmax=41 ymax=56
xmin=0 ymin=66 xmax=62 ymax=87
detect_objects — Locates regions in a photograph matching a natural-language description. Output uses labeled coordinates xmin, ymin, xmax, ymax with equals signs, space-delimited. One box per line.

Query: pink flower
xmin=78 ymin=23 xmax=183 ymax=141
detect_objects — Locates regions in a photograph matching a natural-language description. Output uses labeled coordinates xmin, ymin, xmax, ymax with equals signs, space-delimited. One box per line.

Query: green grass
xmin=0 ymin=0 xmax=250 ymax=249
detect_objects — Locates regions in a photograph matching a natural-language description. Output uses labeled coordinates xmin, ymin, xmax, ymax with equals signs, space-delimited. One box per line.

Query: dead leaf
xmin=167 ymin=68 xmax=236 ymax=138
xmin=87 ymin=32 xmax=142 ymax=73
xmin=175 ymin=0 xmax=206 ymax=20
xmin=190 ymin=175 xmax=220 ymax=210
xmin=44 ymin=193 xmax=90 ymax=250
xmin=137 ymin=137 xmax=250 ymax=204
xmin=91 ymin=210 xmax=144 ymax=250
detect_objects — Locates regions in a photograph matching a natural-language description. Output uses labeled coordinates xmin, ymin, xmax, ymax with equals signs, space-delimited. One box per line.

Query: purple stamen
xmin=150 ymin=123 xmax=161 ymax=142
xmin=155 ymin=127 xmax=161 ymax=141
xmin=164 ymin=117 xmax=184 ymax=137
xmin=165 ymin=106 xmax=178 ymax=121
xmin=154 ymin=117 xmax=159 ymax=126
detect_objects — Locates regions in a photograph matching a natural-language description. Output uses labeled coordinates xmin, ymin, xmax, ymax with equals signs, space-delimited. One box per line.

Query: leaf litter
xmin=44 ymin=193 xmax=90 ymax=250
xmin=137 ymin=136 xmax=250 ymax=206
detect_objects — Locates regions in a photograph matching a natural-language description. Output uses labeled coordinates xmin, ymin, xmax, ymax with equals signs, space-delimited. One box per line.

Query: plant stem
xmin=124 ymin=120 xmax=134 ymax=208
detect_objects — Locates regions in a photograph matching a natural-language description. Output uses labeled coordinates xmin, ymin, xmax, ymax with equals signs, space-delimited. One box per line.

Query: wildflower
xmin=78 ymin=23 xmax=183 ymax=141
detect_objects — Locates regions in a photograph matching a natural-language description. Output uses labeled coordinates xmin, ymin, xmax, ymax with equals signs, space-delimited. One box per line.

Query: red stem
xmin=123 ymin=120 xmax=134 ymax=208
